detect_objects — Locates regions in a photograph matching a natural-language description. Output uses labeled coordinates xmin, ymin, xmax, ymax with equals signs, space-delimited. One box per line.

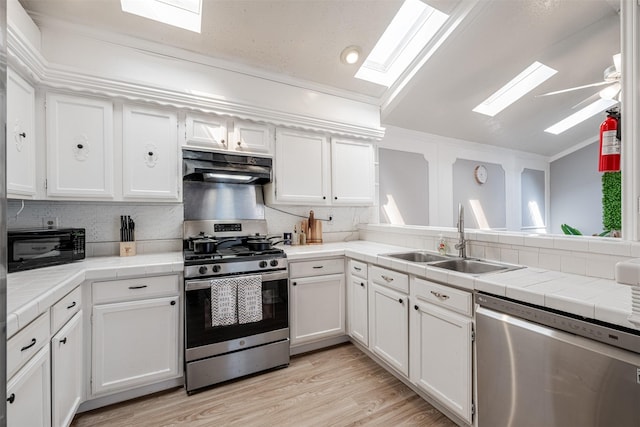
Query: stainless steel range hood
xmin=182 ymin=149 xmax=272 ymax=184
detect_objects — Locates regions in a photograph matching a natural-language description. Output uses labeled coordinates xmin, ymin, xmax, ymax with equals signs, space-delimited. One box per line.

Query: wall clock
xmin=474 ymin=165 xmax=488 ymax=184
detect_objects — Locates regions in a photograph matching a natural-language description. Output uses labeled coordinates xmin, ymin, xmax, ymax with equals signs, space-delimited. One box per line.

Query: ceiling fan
xmin=537 ymin=53 xmax=621 ymax=104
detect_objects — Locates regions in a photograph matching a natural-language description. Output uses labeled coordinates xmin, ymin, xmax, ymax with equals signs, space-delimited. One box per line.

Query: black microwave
xmin=8 ymin=228 xmax=86 ymax=273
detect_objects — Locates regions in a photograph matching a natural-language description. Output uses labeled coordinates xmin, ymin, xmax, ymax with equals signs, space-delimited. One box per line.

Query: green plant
xmin=561 ymin=224 xmax=582 ymax=235
xmin=602 ymin=171 xmax=621 ymax=232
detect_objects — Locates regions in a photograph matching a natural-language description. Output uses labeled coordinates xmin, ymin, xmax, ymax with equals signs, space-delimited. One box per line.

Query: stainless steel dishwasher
xmin=475 ymin=293 xmax=640 ymax=427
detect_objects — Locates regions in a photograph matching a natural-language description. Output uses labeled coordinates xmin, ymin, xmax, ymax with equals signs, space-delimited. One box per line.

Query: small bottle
xmin=292 ymin=225 xmax=298 ymax=246
xmin=300 ymin=230 xmax=307 ymax=245
xmin=437 ymin=234 xmax=447 ymax=255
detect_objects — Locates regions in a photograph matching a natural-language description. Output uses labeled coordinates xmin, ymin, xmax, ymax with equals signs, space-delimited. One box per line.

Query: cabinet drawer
xmin=369 ymin=265 xmax=408 ymax=293
xmin=93 ymin=274 xmax=179 ymax=304
xmin=289 ymin=258 xmax=344 ymax=279
xmin=349 ymin=260 xmax=367 ymax=279
xmin=7 ymin=311 xmax=50 ymax=380
xmin=51 ymin=286 xmax=82 ymax=333
xmin=411 ymin=277 xmax=472 ymax=316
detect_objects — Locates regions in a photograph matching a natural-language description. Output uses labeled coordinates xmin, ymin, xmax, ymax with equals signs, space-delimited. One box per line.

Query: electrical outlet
xmin=42 ymin=217 xmax=59 ymax=229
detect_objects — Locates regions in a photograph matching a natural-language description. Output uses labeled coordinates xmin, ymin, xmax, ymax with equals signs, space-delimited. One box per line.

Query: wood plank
xmin=71 ymin=343 xmax=457 ymax=427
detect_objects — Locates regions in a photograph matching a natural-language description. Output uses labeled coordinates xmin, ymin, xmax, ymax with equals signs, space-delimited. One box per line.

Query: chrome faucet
xmin=455 ymin=203 xmax=467 ymax=258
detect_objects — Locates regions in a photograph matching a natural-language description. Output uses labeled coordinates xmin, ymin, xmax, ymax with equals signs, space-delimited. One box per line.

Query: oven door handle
xmin=185 ymin=270 xmax=289 ymax=291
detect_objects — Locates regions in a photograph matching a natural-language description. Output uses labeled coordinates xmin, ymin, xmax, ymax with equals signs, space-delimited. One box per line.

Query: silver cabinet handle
xmin=381 ymin=275 xmax=394 ymax=282
xmin=430 ymin=290 xmax=450 ymax=300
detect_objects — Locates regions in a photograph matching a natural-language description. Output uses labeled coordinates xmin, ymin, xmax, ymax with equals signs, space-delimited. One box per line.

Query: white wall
xmin=378 ymin=125 xmax=549 ymax=231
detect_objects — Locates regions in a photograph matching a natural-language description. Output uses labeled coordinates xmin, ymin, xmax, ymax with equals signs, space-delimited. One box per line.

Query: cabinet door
xmin=231 ymin=120 xmax=272 ymax=154
xmin=290 ymin=273 xmax=345 ymax=346
xmin=92 ymin=296 xmax=180 ymax=395
xmin=52 ymin=311 xmax=83 ymax=427
xmin=410 ymin=300 xmax=473 ymax=424
xmin=369 ymin=282 xmax=409 ymax=376
xmin=274 ymin=129 xmax=330 ymax=204
xmin=7 ymin=69 xmax=36 ymax=197
xmin=185 ymin=113 xmax=228 ymax=150
xmin=123 ymin=105 xmax=179 ymax=200
xmin=331 ymin=138 xmax=374 ymax=205
xmin=348 ymin=275 xmax=368 ymax=346
xmin=7 ymin=345 xmax=51 ymax=427
xmin=46 ymin=93 xmax=114 ymax=198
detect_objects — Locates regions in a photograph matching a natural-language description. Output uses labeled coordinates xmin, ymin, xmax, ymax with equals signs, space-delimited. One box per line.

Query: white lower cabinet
xmin=369 ymin=282 xmax=409 ymax=376
xmin=91 ymin=275 xmax=180 ymax=396
xmin=347 ymin=260 xmax=368 ymax=346
xmin=410 ymin=277 xmax=474 ymax=424
xmin=51 ymin=311 xmax=83 ymax=427
xmin=7 ymin=345 xmax=51 ymax=427
xmin=290 ymin=273 xmax=346 ymax=346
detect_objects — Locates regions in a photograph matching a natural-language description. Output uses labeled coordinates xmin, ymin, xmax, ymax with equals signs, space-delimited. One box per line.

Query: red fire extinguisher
xmin=599 ymin=108 xmax=621 ymax=172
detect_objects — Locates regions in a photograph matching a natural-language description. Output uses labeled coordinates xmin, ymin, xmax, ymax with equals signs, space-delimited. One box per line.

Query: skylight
xmin=355 ymin=0 xmax=449 ymax=87
xmin=473 ymin=62 xmax=557 ymax=117
xmin=121 ymin=0 xmax=202 ymax=33
xmin=544 ymin=98 xmax=618 ymax=135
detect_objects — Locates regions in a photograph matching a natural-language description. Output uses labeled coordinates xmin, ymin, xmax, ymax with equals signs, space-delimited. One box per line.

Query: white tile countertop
xmin=7 ymin=252 xmax=183 ymax=338
xmin=7 ymin=241 xmax=637 ymax=341
xmin=283 ymin=241 xmax=636 ymax=332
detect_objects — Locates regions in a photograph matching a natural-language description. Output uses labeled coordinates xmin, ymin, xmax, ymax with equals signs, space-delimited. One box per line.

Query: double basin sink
xmin=381 ymin=251 xmax=522 ymax=275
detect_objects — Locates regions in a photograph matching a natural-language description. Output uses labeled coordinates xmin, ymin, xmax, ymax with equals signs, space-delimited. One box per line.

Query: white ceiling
xmin=19 ymin=0 xmax=620 ymax=157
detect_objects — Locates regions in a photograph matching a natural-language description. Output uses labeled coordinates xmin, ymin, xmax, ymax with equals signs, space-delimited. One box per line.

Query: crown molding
xmin=7 ymin=16 xmax=385 ymax=141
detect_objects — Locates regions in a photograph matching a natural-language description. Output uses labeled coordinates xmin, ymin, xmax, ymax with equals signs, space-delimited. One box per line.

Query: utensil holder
xmin=120 ymin=242 xmax=136 ymax=257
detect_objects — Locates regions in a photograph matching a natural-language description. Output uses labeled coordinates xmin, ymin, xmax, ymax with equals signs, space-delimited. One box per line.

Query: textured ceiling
xmin=19 ymin=0 xmax=620 ymax=157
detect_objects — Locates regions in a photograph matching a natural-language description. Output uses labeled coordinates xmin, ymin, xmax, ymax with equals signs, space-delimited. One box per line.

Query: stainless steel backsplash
xmin=183 ymin=181 xmax=265 ymax=221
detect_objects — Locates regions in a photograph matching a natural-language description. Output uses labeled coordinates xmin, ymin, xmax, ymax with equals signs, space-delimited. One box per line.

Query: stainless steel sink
xmin=382 ymin=251 xmax=449 ymax=263
xmin=429 ymin=258 xmax=521 ymax=275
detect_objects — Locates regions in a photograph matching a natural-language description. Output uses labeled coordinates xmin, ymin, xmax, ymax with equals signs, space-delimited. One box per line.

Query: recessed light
xmin=544 ymin=98 xmax=618 ymax=135
xmin=121 ymin=0 xmax=202 ymax=33
xmin=473 ymin=62 xmax=557 ymax=117
xmin=341 ymin=46 xmax=361 ymax=65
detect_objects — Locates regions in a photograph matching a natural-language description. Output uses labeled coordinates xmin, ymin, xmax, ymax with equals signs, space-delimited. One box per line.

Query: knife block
xmin=120 ymin=241 xmax=136 ymax=257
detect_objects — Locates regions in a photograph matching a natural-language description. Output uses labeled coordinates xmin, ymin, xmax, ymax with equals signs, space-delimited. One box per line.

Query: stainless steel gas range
xmin=183 ymin=219 xmax=289 ymax=394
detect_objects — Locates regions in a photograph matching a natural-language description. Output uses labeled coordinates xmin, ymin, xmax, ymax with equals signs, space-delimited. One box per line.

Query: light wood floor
xmin=71 ymin=343 xmax=457 ymax=427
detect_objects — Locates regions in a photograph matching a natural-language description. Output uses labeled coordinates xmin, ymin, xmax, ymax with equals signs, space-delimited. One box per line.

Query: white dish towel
xmin=237 ymin=275 xmax=263 ymax=324
xmin=210 ymin=278 xmax=238 ymax=327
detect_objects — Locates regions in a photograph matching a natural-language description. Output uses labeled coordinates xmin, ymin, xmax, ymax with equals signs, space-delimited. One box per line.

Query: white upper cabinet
xmin=123 ymin=105 xmax=180 ymax=200
xmin=331 ymin=138 xmax=375 ymax=205
xmin=231 ymin=120 xmax=272 ymax=154
xmin=46 ymin=93 xmax=114 ymax=198
xmin=273 ymin=128 xmax=330 ymax=204
xmin=185 ymin=113 xmax=228 ymax=150
xmin=270 ymin=129 xmax=375 ymax=205
xmin=7 ymin=69 xmax=36 ymax=198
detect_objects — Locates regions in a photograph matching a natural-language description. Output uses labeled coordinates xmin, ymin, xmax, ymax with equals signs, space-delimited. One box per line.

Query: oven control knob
xmin=259 ymin=260 xmax=268 ymax=268
xmin=212 ymin=265 xmax=221 ymax=273
xmin=198 ymin=266 xmax=208 ymax=275
xmin=270 ymin=259 xmax=279 ymax=267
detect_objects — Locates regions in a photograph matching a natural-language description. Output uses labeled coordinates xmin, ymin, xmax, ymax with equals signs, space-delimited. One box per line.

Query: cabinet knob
xmin=7 ymin=393 xmax=15 ymax=404
xmin=148 ymin=151 xmax=154 ymax=156
xmin=221 ymin=139 xmax=226 ymax=145
xmin=170 ymin=300 xmax=176 ymax=305
xmin=292 ymin=282 xmax=297 ymax=286
xmin=18 ymin=132 xmax=26 ymax=138
xmin=237 ymin=141 xmax=242 ymax=146
xmin=322 ymin=196 xmax=326 ymax=200
xmin=398 ymin=298 xmax=403 ymax=304
xmin=60 ymin=337 xmax=67 ymax=345
xmin=414 ymin=305 xmax=419 ymax=311
xmin=77 ymin=144 xmax=84 ymax=149
xmin=360 ymin=282 xmax=365 ymax=287
xmin=334 ymin=196 xmax=338 ymax=200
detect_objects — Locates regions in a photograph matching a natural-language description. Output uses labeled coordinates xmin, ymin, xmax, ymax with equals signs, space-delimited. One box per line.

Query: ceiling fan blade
xmin=570 ymin=92 xmax=601 ymax=110
xmin=536 ymin=81 xmax=610 ymax=97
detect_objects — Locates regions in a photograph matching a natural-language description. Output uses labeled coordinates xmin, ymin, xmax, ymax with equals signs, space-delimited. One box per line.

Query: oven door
xmin=185 ymin=270 xmax=288 ymax=362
